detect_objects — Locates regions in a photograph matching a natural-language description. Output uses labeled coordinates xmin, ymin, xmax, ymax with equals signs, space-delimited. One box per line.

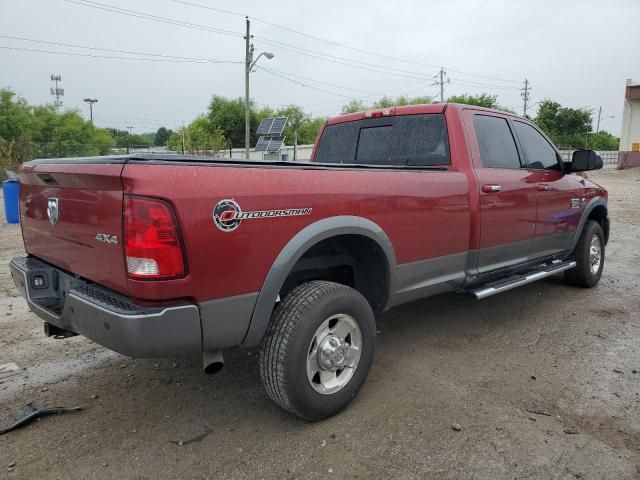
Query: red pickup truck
xmin=10 ymin=103 xmax=608 ymax=420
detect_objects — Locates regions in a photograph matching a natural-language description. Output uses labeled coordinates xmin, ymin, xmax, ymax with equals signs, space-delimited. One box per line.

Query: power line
xmin=62 ymin=0 xmax=244 ymax=38
xmin=173 ymin=0 xmax=521 ymax=84
xmin=58 ymin=0 xmax=591 ymax=114
xmin=0 ymin=34 xmax=241 ymax=63
xmin=448 ymin=78 xmax=521 ymax=90
xmin=257 ymin=66 xmax=358 ymax=100
xmin=254 ymin=38 xmax=437 ymax=78
xmin=0 ymin=45 xmax=240 ymax=64
xmin=64 ymin=0 xmax=516 ymax=84
xmin=63 ymin=0 xmax=591 ymax=113
xmin=254 ymin=40 xmax=430 ymax=80
xmin=172 ymin=0 xmax=245 ymax=18
xmin=255 ymin=66 xmax=381 ymax=95
xmin=527 ymin=83 xmax=591 ymax=110
xmin=65 ymin=0 xmax=434 ymax=79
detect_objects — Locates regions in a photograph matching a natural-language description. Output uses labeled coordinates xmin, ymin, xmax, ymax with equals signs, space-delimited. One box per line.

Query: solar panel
xmin=257 ymin=118 xmax=274 ymax=135
xmin=266 ymin=136 xmax=285 ymax=152
xmin=254 ymin=136 xmax=270 ymax=152
xmin=268 ymin=117 xmax=288 ymax=135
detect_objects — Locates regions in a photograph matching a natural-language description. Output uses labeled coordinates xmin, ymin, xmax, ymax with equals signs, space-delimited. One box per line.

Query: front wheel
xmin=259 ymin=280 xmax=376 ymax=421
xmin=564 ymin=220 xmax=605 ymax=288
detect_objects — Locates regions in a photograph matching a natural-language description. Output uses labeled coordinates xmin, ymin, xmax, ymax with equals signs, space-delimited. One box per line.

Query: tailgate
xmin=19 ymin=162 xmax=129 ymax=295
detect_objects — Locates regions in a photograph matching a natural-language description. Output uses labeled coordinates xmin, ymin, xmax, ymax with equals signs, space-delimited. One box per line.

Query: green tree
xmin=342 ymin=95 xmax=431 ymax=114
xmin=534 ymin=100 xmax=593 ymax=148
xmin=138 ymin=132 xmax=156 ymax=145
xmin=154 ymin=127 xmax=172 ymax=146
xmin=107 ymin=129 xmax=150 ymax=149
xmin=587 ymin=131 xmax=619 ymax=150
xmin=276 ymin=105 xmax=305 ymax=143
xmin=341 ymin=100 xmax=367 ymax=114
xmin=371 ymin=96 xmax=394 ymax=108
xmin=395 ymin=95 xmax=432 ymax=106
xmin=0 ymin=88 xmax=115 ymax=166
xmin=168 ymin=116 xmax=227 ymax=155
xmin=297 ymin=117 xmax=325 ymax=144
xmin=207 ymin=96 xmax=259 ymax=148
xmin=447 ymin=93 xmax=498 ymax=108
xmin=0 ymin=89 xmax=33 ymax=141
xmin=0 ymin=88 xmax=34 ymax=175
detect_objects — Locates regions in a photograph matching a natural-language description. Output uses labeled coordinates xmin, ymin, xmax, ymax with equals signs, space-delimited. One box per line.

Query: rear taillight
xmin=124 ymin=195 xmax=186 ymax=280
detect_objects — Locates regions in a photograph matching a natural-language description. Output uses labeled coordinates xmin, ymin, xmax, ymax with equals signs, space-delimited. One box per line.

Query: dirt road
xmin=1 ymin=168 xmax=639 ymax=479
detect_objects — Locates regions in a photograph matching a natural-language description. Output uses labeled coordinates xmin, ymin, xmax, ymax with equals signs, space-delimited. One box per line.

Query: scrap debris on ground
xmin=0 ymin=402 xmax=82 ymax=435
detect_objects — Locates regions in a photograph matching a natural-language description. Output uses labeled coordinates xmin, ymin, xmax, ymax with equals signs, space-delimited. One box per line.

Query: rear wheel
xmin=259 ymin=280 xmax=376 ymax=421
xmin=564 ymin=220 xmax=605 ymax=287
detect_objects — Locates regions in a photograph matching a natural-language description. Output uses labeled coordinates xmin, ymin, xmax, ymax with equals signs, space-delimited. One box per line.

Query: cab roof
xmin=325 ymin=102 xmax=520 ymax=125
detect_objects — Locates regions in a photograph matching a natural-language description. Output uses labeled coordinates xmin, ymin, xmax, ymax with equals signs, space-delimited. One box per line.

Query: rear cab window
xmin=314 ymin=114 xmax=450 ymax=167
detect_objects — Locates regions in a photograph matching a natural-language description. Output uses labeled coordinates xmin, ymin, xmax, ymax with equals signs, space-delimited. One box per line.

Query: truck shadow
xmin=113 ymin=275 xmax=580 ymax=415
xmin=5 ymin=275 xmax=592 ymax=446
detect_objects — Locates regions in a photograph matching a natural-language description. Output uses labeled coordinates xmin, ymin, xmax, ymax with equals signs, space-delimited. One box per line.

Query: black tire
xmin=564 ymin=220 xmax=605 ymax=288
xmin=258 ymin=280 xmax=376 ymax=421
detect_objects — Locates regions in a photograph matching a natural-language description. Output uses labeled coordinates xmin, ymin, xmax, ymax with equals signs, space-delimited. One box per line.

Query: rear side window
xmin=314 ymin=114 xmax=449 ymax=166
xmin=473 ymin=115 xmax=521 ymax=169
xmin=512 ymin=121 xmax=560 ymax=170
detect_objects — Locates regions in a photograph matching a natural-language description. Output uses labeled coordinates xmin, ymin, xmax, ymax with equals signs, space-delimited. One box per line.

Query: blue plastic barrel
xmin=3 ymin=180 xmax=20 ymax=224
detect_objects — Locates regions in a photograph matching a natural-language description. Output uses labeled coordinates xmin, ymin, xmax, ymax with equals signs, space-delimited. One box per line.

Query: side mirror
xmin=571 ymin=149 xmax=603 ymax=172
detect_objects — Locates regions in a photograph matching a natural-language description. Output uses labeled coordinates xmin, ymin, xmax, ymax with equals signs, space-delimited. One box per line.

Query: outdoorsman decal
xmin=213 ymin=199 xmax=312 ymax=232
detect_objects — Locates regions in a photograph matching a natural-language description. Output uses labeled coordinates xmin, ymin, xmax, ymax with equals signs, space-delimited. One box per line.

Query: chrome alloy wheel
xmin=306 ymin=314 xmax=362 ymax=394
xmin=589 ymin=235 xmax=602 ymax=275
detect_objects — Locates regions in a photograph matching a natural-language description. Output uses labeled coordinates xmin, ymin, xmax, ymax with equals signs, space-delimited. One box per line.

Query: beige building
xmin=619 ymin=79 xmax=640 ymax=168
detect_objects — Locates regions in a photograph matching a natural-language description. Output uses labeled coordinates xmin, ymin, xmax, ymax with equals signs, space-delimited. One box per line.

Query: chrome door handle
xmin=482 ymin=184 xmax=502 ymax=193
xmin=536 ymin=184 xmax=551 ymax=191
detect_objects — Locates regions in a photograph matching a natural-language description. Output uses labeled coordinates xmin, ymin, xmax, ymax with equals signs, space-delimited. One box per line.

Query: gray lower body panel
xmin=475 ymin=231 xmax=575 ymax=275
xmin=200 ymin=292 xmax=258 ymax=351
xmin=389 ymin=252 xmax=468 ymax=307
xmin=9 ymin=255 xmax=257 ymax=357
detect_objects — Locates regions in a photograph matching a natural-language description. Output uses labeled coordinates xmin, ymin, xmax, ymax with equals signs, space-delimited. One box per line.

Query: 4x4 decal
xmin=213 ymin=199 xmax=312 ymax=232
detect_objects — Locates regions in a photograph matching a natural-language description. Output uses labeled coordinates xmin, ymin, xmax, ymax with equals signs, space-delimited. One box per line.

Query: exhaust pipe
xmin=203 ymin=350 xmax=224 ymax=375
xmin=44 ymin=322 xmax=78 ymax=339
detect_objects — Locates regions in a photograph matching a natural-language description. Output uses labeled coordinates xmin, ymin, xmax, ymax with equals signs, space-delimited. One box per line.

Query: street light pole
xmin=595 ymin=107 xmax=615 ymax=135
xmin=127 ymin=126 xmax=133 ymax=154
xmin=245 ymin=17 xmax=251 ymax=160
xmin=244 ymin=17 xmax=274 ymax=159
xmin=83 ymin=98 xmax=98 ymax=123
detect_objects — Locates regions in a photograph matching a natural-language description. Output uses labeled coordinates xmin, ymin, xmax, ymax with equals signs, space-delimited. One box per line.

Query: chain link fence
xmin=558 ymin=149 xmax=619 ymax=166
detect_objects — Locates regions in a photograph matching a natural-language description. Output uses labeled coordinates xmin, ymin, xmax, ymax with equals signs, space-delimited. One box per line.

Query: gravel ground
xmin=0 ymin=168 xmax=639 ymax=480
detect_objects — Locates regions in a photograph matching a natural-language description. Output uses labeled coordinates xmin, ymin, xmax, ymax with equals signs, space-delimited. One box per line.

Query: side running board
xmin=469 ymin=260 xmax=577 ymax=300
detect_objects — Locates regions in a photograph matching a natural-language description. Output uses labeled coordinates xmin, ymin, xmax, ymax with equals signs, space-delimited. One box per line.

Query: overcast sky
xmin=1 ymin=0 xmax=638 ymax=137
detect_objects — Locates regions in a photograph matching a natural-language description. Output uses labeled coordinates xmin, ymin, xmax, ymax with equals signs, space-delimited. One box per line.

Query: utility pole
xmin=596 ymin=106 xmax=602 ymax=134
xmin=181 ymin=121 xmax=185 ymax=154
xmin=50 ymin=74 xmax=64 ymax=112
xmin=244 ymin=16 xmax=251 ymax=160
xmin=126 ymin=126 xmax=133 ymax=154
xmin=432 ymin=68 xmax=448 ymax=103
xmin=83 ymin=98 xmax=98 ymax=123
xmin=521 ymin=79 xmax=531 ymax=117
xmin=243 ymin=19 xmax=273 ymax=159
